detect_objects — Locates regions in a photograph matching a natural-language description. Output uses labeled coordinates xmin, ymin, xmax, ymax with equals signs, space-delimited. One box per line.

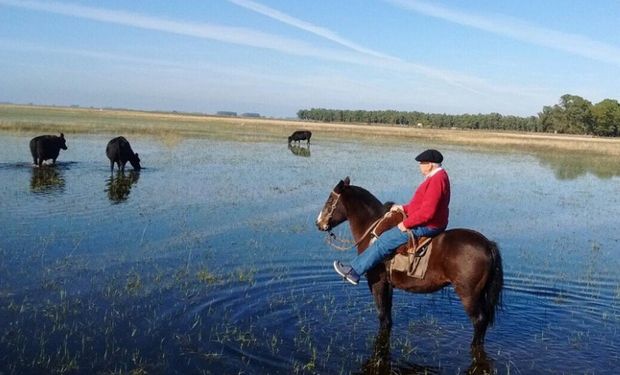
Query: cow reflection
xmin=288 ymin=144 xmax=311 ymax=157
xmin=30 ymin=166 xmax=65 ymax=194
xmin=105 ymin=171 xmax=140 ymax=203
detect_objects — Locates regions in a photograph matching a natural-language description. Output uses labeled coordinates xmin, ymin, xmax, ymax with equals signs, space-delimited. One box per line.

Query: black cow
xmin=288 ymin=130 xmax=312 ymax=144
xmin=106 ymin=136 xmax=141 ymax=173
xmin=29 ymin=133 xmax=68 ymax=167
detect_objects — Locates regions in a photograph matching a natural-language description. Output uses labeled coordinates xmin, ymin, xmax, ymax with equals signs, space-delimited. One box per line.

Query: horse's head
xmin=316 ymin=177 xmax=350 ymax=231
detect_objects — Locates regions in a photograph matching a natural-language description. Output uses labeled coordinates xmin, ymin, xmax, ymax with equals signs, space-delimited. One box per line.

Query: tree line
xmin=297 ymin=94 xmax=620 ymax=137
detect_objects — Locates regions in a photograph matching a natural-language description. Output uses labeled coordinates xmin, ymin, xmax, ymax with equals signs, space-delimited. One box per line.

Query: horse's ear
xmin=60 ymin=133 xmax=64 ymax=138
xmin=335 ymin=178 xmax=346 ymax=193
xmin=344 ymin=176 xmax=350 ymax=186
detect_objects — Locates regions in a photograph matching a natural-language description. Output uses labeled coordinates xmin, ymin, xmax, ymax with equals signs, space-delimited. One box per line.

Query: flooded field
xmin=1 ymin=131 xmax=619 ymax=374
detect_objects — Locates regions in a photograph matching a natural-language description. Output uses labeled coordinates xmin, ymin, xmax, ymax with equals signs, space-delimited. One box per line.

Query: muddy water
xmin=0 ymin=132 xmax=619 ymax=374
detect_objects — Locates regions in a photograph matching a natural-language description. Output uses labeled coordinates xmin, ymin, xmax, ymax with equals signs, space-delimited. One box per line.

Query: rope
xmin=325 ymin=217 xmax=383 ymax=251
xmin=324 ymin=231 xmax=356 ymax=251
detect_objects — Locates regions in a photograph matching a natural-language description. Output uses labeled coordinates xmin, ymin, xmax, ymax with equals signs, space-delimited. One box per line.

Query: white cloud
xmin=387 ymin=0 xmax=620 ymax=66
xmin=0 ymin=0 xmax=559 ymax=115
xmin=224 ymin=0 xmax=549 ymax=97
xmin=0 ymin=0 xmax=322 ymax=56
xmin=227 ymin=0 xmax=399 ymax=61
xmin=1 ymin=0 xmax=533 ymax=96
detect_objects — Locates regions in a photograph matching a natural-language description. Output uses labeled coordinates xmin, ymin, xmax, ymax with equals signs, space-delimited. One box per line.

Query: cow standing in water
xmin=288 ymin=130 xmax=312 ymax=145
xmin=106 ymin=136 xmax=141 ymax=173
xmin=29 ymin=133 xmax=68 ymax=167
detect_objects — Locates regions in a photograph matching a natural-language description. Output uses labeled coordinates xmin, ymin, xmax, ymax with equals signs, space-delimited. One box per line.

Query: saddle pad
xmin=390 ymin=241 xmax=433 ymax=279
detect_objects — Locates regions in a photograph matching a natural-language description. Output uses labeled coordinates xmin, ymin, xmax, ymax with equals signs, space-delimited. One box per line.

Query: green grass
xmin=0 ymin=104 xmax=298 ymax=143
xmin=3 ymin=103 xmax=620 ymax=156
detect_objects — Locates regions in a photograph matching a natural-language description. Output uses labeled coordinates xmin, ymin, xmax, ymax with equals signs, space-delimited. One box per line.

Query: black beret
xmin=415 ymin=149 xmax=443 ymax=163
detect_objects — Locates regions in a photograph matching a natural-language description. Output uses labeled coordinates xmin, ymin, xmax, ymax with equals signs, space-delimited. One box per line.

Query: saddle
xmin=371 ymin=209 xmax=433 ymax=256
xmin=373 ymin=209 xmax=436 ymax=280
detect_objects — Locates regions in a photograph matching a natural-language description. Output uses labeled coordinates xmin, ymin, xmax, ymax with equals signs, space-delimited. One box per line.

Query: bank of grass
xmin=2 ymin=104 xmax=620 ymax=156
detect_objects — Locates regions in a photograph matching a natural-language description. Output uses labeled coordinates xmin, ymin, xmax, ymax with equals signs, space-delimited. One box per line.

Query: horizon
xmin=0 ymin=101 xmax=543 ymax=120
xmin=1 ymin=0 xmax=619 ymax=118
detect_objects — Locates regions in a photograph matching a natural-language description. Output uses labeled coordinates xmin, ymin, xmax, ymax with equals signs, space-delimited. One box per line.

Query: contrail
xmin=387 ymin=0 xmax=620 ymax=66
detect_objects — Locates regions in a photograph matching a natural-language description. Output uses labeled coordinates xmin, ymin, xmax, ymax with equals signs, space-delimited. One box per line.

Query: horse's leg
xmin=455 ymin=288 xmax=489 ymax=348
xmin=468 ymin=346 xmax=493 ymax=374
xmin=359 ymin=328 xmax=391 ymax=373
xmin=367 ymin=269 xmax=393 ymax=330
xmin=455 ymin=241 xmax=503 ymax=348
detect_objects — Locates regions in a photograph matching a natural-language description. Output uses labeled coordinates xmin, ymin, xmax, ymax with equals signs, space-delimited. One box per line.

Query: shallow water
xmin=0 ymin=132 xmax=619 ymax=374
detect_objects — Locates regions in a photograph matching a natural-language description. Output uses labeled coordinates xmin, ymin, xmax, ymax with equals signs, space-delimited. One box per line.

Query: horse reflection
xmin=467 ymin=347 xmax=494 ymax=375
xmin=357 ymin=330 xmax=494 ymax=375
xmin=105 ymin=171 xmax=140 ymax=203
xmin=30 ymin=166 xmax=65 ymax=194
xmin=357 ymin=330 xmax=438 ymax=375
xmin=288 ymin=144 xmax=311 ymax=157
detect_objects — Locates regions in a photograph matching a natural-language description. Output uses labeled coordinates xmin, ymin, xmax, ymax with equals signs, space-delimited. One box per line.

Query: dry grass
xmin=2 ymin=104 xmax=620 ymax=155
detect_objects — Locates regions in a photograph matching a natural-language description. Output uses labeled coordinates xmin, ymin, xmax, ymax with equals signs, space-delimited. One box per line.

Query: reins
xmin=323 ymin=188 xmax=390 ymax=251
xmin=325 ymin=216 xmax=383 ymax=251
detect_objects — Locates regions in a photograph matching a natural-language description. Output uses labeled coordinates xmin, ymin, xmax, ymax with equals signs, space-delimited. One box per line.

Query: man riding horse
xmin=333 ymin=149 xmax=450 ymax=285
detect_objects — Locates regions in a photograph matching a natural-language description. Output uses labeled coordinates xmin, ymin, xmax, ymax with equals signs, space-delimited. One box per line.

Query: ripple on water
xmin=172 ymin=261 xmax=368 ymax=372
xmin=506 ymin=271 xmax=620 ymax=318
xmin=2 ymin=134 xmax=620 ymax=373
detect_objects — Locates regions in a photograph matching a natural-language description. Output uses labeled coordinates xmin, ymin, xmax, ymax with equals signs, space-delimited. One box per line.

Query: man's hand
xmin=390 ymin=205 xmax=403 ymax=212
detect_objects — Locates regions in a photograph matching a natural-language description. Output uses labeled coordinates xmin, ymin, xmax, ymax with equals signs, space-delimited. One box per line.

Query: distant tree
xmin=297 ymin=109 xmax=308 ymax=120
xmin=561 ymin=94 xmax=594 ymax=134
xmin=537 ymin=94 xmax=593 ymax=134
xmin=296 ymin=93 xmax=620 ymax=137
xmin=538 ymin=105 xmax=560 ymax=133
xmin=592 ymin=99 xmax=620 ymax=136
xmin=216 ymin=111 xmax=237 ymax=117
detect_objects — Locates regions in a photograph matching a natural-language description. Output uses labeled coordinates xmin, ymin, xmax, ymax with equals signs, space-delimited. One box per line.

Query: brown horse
xmin=316 ymin=177 xmax=503 ymax=347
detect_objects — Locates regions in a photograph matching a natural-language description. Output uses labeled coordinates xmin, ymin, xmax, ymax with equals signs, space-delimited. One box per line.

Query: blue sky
xmin=1 ymin=0 xmax=619 ymax=118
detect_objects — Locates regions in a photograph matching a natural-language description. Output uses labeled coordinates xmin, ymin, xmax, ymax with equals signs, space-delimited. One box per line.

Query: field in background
xmin=2 ymin=104 xmax=620 ymax=155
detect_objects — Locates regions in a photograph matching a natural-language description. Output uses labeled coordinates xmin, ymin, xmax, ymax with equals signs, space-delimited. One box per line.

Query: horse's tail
xmin=483 ymin=240 xmax=503 ymax=326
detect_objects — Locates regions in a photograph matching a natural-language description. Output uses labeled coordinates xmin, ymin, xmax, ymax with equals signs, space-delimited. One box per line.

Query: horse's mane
xmin=347 ymin=185 xmax=389 ymax=217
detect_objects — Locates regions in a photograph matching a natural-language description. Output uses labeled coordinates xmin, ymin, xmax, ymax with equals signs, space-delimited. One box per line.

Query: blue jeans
xmin=350 ymin=226 xmax=444 ymax=275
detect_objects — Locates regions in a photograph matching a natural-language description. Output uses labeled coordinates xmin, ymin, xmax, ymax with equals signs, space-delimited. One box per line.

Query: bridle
xmin=323 ymin=190 xmax=341 ymax=223
xmin=323 ymin=189 xmax=382 ymax=251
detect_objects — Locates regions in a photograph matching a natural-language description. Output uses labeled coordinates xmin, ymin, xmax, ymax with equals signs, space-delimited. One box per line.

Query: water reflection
xmin=467 ymin=347 xmax=494 ymax=375
xmin=105 ymin=171 xmax=140 ymax=203
xmin=356 ymin=330 xmax=493 ymax=375
xmin=288 ymin=144 xmax=311 ymax=157
xmin=2 ymin=134 xmax=619 ymax=373
xmin=356 ymin=330 xmax=440 ymax=375
xmin=30 ymin=166 xmax=65 ymax=194
xmin=534 ymin=150 xmax=620 ymax=179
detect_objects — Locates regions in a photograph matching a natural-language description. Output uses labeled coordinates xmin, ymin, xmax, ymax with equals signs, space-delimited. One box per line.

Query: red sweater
xmin=402 ymin=168 xmax=450 ymax=229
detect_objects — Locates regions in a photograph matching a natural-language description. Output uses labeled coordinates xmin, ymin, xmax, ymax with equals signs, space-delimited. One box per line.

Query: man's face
xmin=418 ymin=161 xmax=433 ymax=176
